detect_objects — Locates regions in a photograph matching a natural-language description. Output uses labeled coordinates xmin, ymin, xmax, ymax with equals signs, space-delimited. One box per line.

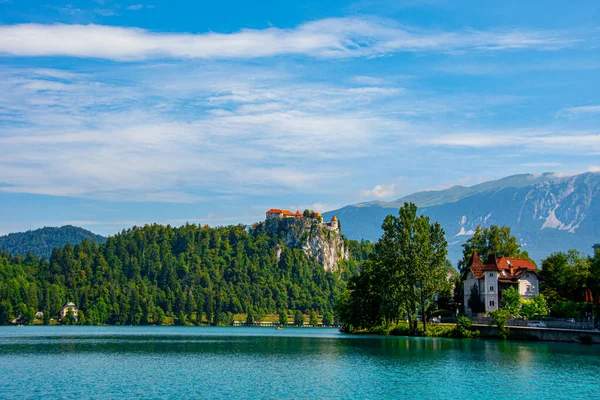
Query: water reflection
xmin=0 ymin=327 xmax=598 ymax=400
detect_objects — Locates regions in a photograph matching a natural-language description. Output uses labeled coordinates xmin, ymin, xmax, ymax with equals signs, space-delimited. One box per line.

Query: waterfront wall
xmin=474 ymin=324 xmax=600 ymax=344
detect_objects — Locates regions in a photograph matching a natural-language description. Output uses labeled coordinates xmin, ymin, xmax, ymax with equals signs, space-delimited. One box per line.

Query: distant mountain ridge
xmin=0 ymin=225 xmax=107 ymax=259
xmin=324 ymin=172 xmax=600 ymax=264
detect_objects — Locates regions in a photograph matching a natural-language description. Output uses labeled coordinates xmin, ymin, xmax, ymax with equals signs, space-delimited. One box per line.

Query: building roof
xmin=294 ymin=210 xmax=302 ymax=217
xmin=266 ymin=209 xmax=294 ymax=216
xmin=463 ymin=251 xmax=538 ymax=282
xmin=331 ymin=216 xmax=337 ymax=221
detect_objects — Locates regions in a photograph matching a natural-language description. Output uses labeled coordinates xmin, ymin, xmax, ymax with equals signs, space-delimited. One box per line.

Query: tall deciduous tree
xmin=337 ymin=202 xmax=448 ymax=334
xmin=458 ymin=225 xmax=532 ymax=271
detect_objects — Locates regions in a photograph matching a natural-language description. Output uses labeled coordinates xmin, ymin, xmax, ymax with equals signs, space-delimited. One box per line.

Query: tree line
xmin=0 ymin=223 xmax=371 ymax=325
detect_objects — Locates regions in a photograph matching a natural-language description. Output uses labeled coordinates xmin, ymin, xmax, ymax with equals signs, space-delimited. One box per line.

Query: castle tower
xmin=330 ymin=216 xmax=339 ymax=230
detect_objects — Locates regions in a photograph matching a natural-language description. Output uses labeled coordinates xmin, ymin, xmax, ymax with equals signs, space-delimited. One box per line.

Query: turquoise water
xmin=0 ymin=327 xmax=598 ymax=399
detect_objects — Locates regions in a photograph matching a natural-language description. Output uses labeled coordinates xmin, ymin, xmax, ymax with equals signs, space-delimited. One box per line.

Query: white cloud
xmin=350 ymin=76 xmax=387 ymax=85
xmin=557 ymin=105 xmax=600 ymax=118
xmin=428 ymin=132 xmax=600 ymax=152
xmin=519 ymin=162 xmax=562 ymax=168
xmin=0 ymin=18 xmax=575 ymax=61
xmin=589 ymin=165 xmax=600 ymax=172
xmin=127 ymin=4 xmax=144 ymax=10
xmin=361 ymin=177 xmax=403 ymax=198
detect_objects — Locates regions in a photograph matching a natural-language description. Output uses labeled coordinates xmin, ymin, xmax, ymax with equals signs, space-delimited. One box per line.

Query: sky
xmin=0 ymin=0 xmax=599 ymax=236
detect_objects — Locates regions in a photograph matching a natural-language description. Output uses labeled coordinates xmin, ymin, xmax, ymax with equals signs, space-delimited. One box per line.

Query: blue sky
xmin=0 ymin=0 xmax=599 ymax=236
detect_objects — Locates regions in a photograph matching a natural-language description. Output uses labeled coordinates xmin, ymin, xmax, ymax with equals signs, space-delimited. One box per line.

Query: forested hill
xmin=0 ymin=223 xmax=371 ymax=325
xmin=0 ymin=225 xmax=107 ymax=259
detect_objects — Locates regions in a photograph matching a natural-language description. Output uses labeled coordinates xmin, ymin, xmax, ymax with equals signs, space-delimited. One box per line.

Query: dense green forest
xmin=0 ymin=223 xmax=371 ymax=325
xmin=0 ymin=225 xmax=107 ymax=259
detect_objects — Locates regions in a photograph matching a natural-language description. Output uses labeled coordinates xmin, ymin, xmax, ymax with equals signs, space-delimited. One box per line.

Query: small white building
xmin=462 ymin=251 xmax=539 ymax=314
xmin=59 ymin=302 xmax=79 ymax=321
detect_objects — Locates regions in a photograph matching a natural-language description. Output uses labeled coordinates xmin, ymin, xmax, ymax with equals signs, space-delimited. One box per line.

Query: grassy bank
xmin=351 ymin=317 xmax=480 ymax=339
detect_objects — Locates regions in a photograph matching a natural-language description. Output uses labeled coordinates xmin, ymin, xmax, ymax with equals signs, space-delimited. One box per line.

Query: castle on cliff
xmin=265 ymin=209 xmax=339 ymax=230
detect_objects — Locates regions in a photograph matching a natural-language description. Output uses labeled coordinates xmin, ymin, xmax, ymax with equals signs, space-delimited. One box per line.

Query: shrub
xmin=452 ymin=316 xmax=479 ymax=339
xmin=490 ymin=310 xmax=510 ymax=340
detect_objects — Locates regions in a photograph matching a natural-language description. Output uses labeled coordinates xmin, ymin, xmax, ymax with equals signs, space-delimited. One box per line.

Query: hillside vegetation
xmin=0 ymin=225 xmax=107 ymax=259
xmin=0 ymin=223 xmax=370 ymax=325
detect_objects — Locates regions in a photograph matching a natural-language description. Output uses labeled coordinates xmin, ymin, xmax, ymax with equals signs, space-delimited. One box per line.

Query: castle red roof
xmin=266 ymin=209 xmax=294 ymax=216
xmin=331 ymin=216 xmax=337 ymax=221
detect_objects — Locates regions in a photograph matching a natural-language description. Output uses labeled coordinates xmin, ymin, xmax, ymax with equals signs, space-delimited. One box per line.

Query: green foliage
xmin=520 ymin=295 xmax=549 ymax=320
xmin=458 ymin=225 xmax=532 ymax=271
xmin=453 ymin=316 xmax=479 ymax=338
xmin=489 ymin=309 xmax=510 ymax=340
xmin=0 ymin=225 xmax=106 ymax=259
xmin=322 ymin=312 xmax=334 ymax=326
xmin=294 ymin=310 xmax=304 ymax=326
xmin=540 ymin=250 xmax=591 ymax=304
xmin=336 ymin=203 xmax=448 ymax=335
xmin=501 ymin=286 xmax=521 ymax=317
xmin=64 ymin=308 xmax=75 ymax=325
xmin=436 ymin=261 xmax=460 ymax=314
xmin=278 ymin=309 xmax=287 ymax=326
xmin=0 ymin=223 xmax=371 ymax=326
xmin=309 ymin=310 xmax=318 ymax=326
xmin=467 ymin=285 xmax=485 ymax=314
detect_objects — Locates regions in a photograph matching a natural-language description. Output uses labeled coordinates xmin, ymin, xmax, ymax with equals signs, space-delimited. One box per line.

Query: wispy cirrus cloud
xmin=557 ymin=105 xmax=600 ymax=118
xmin=0 ymin=17 xmax=576 ymax=61
xmin=427 ymin=131 xmax=600 ymax=152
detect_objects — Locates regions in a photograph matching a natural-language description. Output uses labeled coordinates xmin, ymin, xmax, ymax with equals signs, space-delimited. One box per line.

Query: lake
xmin=0 ymin=326 xmax=598 ymax=399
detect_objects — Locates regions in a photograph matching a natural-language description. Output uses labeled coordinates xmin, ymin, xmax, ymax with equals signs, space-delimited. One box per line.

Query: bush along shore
xmin=349 ymin=316 xmax=480 ymax=339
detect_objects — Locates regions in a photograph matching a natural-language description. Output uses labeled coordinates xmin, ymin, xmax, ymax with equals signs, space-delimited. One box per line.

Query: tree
xmin=76 ymin=310 xmax=86 ymax=325
xmin=377 ymin=203 xmax=448 ymax=333
xmin=294 ymin=310 xmax=304 ymax=326
xmin=278 ymin=309 xmax=287 ymax=326
xmin=436 ymin=261 xmax=460 ymax=313
xmin=489 ymin=309 xmax=510 ymax=340
xmin=336 ymin=203 xmax=448 ymax=334
xmin=154 ymin=306 xmax=166 ymax=325
xmin=64 ymin=308 xmax=75 ymax=325
xmin=322 ymin=312 xmax=334 ymax=326
xmin=246 ymin=309 xmax=254 ymax=325
xmin=501 ymin=286 xmax=521 ymax=317
xmin=467 ymin=284 xmax=485 ymax=314
xmin=309 ymin=310 xmax=318 ymax=326
xmin=540 ymin=250 xmax=590 ymax=304
xmin=520 ymin=295 xmax=549 ymax=320
xmin=458 ymin=225 xmax=532 ymax=271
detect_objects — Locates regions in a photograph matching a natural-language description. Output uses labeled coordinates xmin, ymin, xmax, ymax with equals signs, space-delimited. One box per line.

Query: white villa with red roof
xmin=462 ymin=251 xmax=540 ymax=314
xmin=265 ymin=209 xmax=338 ymax=230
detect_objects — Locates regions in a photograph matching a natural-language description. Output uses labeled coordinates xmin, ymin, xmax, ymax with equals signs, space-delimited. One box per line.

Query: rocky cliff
xmin=260 ymin=217 xmax=349 ymax=272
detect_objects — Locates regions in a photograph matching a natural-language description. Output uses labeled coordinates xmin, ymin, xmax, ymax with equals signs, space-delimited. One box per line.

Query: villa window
xmin=489 ymin=301 xmax=495 ymax=307
xmin=489 ymin=272 xmax=493 ymax=277
xmin=526 ymin=285 xmax=531 ymax=292
xmin=489 ymin=286 xmax=494 ymax=292
xmin=526 ymin=273 xmax=530 ymax=278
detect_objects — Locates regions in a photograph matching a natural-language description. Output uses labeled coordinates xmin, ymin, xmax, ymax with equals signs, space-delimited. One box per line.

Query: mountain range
xmin=0 ymin=225 xmax=107 ymax=259
xmin=323 ymin=172 xmax=600 ymax=265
